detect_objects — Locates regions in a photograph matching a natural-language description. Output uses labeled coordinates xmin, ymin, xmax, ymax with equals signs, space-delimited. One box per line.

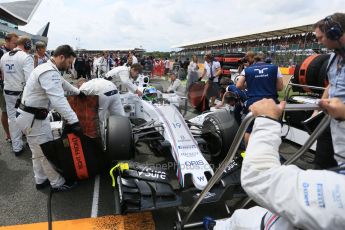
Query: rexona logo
xmin=185 ymin=160 xmax=204 ymax=166
xmin=178 ymin=145 xmax=197 ymax=150
xmin=138 ymin=168 xmax=167 ymax=180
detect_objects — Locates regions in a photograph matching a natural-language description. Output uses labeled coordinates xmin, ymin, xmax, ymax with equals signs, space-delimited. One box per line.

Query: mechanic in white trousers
xmin=77 ymin=77 xmax=125 ymax=141
xmin=105 ymin=63 xmax=143 ymax=96
xmin=15 ymin=45 xmax=82 ymax=191
xmin=0 ymin=36 xmax=34 ymax=155
xmin=214 ymin=98 xmax=345 ymax=230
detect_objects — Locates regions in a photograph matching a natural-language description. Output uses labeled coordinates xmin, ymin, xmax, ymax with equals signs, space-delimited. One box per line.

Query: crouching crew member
xmin=0 ymin=36 xmax=34 ymax=155
xmin=77 ymin=77 xmax=125 ymax=141
xmin=105 ymin=63 xmax=143 ymax=96
xmin=15 ymin=45 xmax=82 ymax=191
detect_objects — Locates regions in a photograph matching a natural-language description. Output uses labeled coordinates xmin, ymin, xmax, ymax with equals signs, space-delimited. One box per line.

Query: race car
xmin=104 ymin=89 xmax=239 ymax=190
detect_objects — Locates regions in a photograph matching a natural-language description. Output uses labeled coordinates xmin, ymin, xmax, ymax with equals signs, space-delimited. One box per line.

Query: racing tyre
xmin=106 ymin=115 xmax=134 ymax=162
xmin=202 ymin=110 xmax=239 ymax=162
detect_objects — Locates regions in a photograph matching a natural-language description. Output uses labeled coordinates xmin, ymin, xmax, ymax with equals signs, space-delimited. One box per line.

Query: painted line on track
xmin=91 ymin=175 xmax=100 ymax=218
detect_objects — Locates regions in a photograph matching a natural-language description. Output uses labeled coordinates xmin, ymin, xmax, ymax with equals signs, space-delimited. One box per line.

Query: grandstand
xmin=0 ymin=0 xmax=48 ymax=45
xmin=172 ymin=24 xmax=329 ymax=67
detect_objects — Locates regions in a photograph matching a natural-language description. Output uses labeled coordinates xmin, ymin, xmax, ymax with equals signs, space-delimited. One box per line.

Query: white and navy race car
xmin=104 ymin=90 xmax=239 ymax=191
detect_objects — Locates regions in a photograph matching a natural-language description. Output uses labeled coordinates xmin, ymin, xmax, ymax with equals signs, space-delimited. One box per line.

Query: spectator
xmin=186 ymin=55 xmax=199 ymax=91
xmin=183 ymin=58 xmax=190 ymax=72
xmin=98 ymin=51 xmax=114 ymax=78
xmin=74 ymin=53 xmax=86 ymax=79
xmin=34 ymin=41 xmax=49 ymax=67
xmin=200 ymin=53 xmax=222 ymax=106
xmin=130 ymin=51 xmax=138 ymax=64
xmin=84 ymin=55 xmax=92 ymax=79
xmin=164 ymin=57 xmax=170 ymax=75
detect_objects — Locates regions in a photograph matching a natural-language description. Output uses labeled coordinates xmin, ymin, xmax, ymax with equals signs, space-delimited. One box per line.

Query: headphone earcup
xmin=326 ymin=26 xmax=343 ymax=40
xmin=324 ymin=17 xmax=344 ymax=41
xmin=24 ymin=40 xmax=32 ymax=50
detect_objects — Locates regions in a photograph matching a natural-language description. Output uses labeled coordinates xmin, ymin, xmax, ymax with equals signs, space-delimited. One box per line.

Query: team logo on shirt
xmin=254 ymin=68 xmax=269 ymax=78
xmin=5 ymin=63 xmax=15 ymax=73
xmin=254 ymin=68 xmax=268 ymax=74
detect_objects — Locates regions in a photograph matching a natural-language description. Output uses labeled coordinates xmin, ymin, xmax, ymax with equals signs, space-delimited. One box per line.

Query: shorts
xmin=0 ymin=87 xmax=6 ymax=112
xmin=207 ymin=81 xmax=220 ymax=98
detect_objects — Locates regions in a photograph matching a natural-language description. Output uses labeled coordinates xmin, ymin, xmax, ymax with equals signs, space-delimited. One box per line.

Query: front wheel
xmin=202 ymin=110 xmax=239 ymax=163
xmin=105 ymin=115 xmax=134 ymax=162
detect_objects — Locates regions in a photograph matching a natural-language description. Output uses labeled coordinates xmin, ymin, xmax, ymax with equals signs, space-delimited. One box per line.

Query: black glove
xmin=70 ymin=122 xmax=83 ymax=137
xmin=79 ymin=91 xmax=86 ymax=98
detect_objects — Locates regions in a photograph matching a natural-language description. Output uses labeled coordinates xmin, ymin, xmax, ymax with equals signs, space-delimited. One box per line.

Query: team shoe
xmin=14 ymin=149 xmax=24 ymax=157
xmin=36 ymin=179 xmax=50 ymax=190
xmin=52 ymin=181 xmax=77 ymax=192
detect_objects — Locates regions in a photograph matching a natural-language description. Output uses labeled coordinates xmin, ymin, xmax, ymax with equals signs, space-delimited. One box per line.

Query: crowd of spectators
xmin=175 ymin=32 xmax=319 ymax=57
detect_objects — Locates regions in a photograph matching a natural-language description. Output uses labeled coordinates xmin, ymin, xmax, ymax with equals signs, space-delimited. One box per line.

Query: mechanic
xmin=34 ymin=41 xmax=49 ymax=67
xmin=236 ymin=52 xmax=283 ymax=145
xmin=216 ymin=78 xmax=247 ymax=124
xmin=0 ymin=32 xmax=18 ymax=143
xmin=167 ymin=71 xmax=184 ymax=96
xmin=213 ymin=98 xmax=345 ymax=230
xmin=105 ymin=63 xmax=143 ymax=96
xmin=313 ymin=12 xmax=345 ymax=165
xmin=77 ymin=77 xmax=125 ymax=140
xmin=0 ymin=36 xmax=34 ymax=155
xmin=15 ymin=45 xmax=82 ymax=192
xmin=200 ymin=53 xmax=222 ymax=106
xmin=237 ymin=51 xmax=254 ymax=76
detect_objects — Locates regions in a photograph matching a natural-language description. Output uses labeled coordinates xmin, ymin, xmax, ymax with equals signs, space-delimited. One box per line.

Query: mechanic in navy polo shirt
xmin=236 ymin=52 xmax=283 ymax=145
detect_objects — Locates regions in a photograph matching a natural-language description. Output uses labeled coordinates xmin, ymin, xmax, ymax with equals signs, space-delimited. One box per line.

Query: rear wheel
xmin=202 ymin=110 xmax=239 ymax=163
xmin=106 ymin=115 xmax=134 ymax=162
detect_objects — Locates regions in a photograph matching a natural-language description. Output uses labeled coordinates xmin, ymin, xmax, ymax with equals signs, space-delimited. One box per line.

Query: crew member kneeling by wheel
xmin=15 ymin=45 xmax=83 ymax=192
xmin=236 ymin=52 xmax=284 ymax=146
xmin=77 ymin=77 xmax=125 ymax=142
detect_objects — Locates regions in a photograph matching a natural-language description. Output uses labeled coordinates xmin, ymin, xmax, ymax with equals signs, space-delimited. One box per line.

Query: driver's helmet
xmin=143 ymin=86 xmax=158 ymax=101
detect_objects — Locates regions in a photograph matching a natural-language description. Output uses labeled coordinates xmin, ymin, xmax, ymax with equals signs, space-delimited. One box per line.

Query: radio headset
xmin=24 ymin=39 xmax=32 ymax=51
xmin=324 ymin=16 xmax=344 ymax=41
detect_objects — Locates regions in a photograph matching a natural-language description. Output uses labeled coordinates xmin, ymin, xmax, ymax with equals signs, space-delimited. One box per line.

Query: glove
xmin=79 ymin=91 xmax=86 ymax=98
xmin=70 ymin=122 xmax=83 ymax=137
